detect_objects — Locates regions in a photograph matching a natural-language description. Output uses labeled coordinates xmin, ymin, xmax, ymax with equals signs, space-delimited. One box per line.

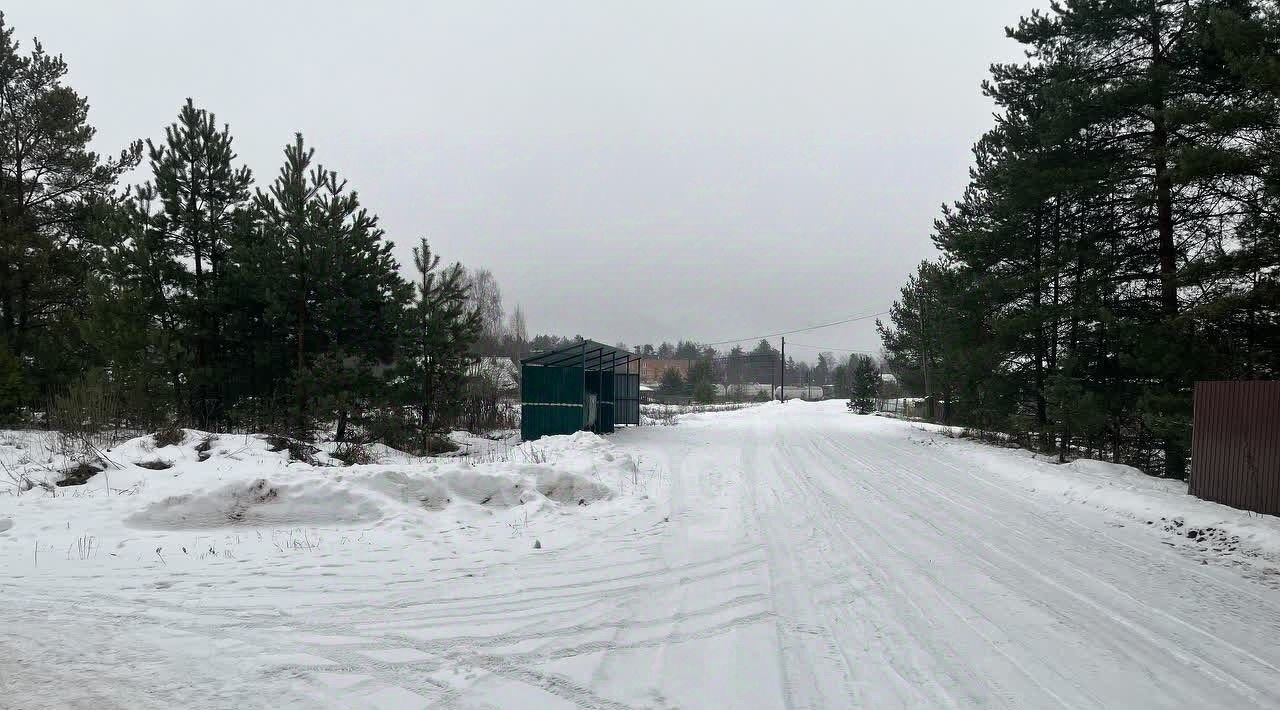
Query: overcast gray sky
xmin=9 ymin=1 xmax=1043 ymax=359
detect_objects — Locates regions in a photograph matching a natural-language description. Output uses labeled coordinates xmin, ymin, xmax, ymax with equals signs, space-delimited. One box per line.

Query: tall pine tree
xmin=0 ymin=13 xmax=141 ymax=400
xmin=135 ymin=99 xmax=253 ymax=427
xmin=397 ymin=238 xmax=480 ymax=453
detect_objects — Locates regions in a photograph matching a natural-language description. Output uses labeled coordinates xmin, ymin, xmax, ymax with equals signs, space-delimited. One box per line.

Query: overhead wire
xmin=784 ymin=342 xmax=879 ymax=355
xmin=702 ymin=310 xmax=890 ymax=347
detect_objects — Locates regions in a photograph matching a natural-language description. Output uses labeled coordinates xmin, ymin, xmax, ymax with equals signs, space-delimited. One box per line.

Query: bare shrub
xmin=262 ymin=434 xmax=319 ymax=464
xmin=152 ymin=426 xmax=185 ymax=448
xmin=48 ymin=369 xmax=127 ymax=465
xmin=458 ymin=372 xmax=516 ymax=434
xmin=644 ymin=407 xmax=679 ymax=426
xmin=264 ymin=434 xmax=290 ymax=452
xmin=424 ymin=433 xmax=458 ymax=456
xmin=1 ymin=459 xmax=34 ymax=495
xmin=333 ymin=442 xmax=375 ymax=466
xmin=520 ymin=445 xmax=549 ymax=464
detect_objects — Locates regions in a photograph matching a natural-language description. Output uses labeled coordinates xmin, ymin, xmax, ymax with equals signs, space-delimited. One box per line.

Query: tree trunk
xmin=1059 ymin=239 xmax=1086 ymax=464
xmin=1153 ymin=117 xmax=1177 ymax=319
xmin=294 ymin=244 xmax=308 ymax=437
xmin=1032 ymin=208 xmax=1049 ymax=451
xmin=1150 ymin=9 xmax=1185 ymax=479
xmin=194 ymin=240 xmax=208 ymax=430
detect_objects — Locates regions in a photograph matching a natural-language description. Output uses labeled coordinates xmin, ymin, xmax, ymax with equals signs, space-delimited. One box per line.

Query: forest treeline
xmin=0 ymin=14 xmax=513 ymax=452
xmin=877 ymin=0 xmax=1280 ymax=477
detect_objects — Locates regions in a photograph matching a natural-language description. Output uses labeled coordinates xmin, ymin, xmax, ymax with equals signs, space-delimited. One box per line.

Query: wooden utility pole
xmin=780 ymin=337 xmax=786 ymax=402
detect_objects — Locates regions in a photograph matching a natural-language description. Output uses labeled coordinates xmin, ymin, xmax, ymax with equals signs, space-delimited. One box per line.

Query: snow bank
xmin=3 ymin=428 xmax=632 ymax=536
xmin=126 ymin=477 xmax=385 ymax=529
xmin=124 ymin=463 xmax=615 ymax=530
xmin=942 ymin=438 xmax=1280 ymax=564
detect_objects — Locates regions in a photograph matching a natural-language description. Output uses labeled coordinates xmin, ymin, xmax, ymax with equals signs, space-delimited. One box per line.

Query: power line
xmin=785 ymin=342 xmax=879 ymax=355
xmin=703 ymin=310 xmax=890 ymax=347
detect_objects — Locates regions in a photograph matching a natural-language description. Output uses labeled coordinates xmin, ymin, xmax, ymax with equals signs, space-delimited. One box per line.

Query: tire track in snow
xmin=814 ymin=423 xmax=1280 ymax=708
xmin=764 ymin=431 xmax=1018 ymax=709
xmin=741 ymin=416 xmax=861 ymax=709
xmin=832 ymin=433 xmax=1280 ymax=685
xmin=790 ymin=435 xmax=1094 ymax=708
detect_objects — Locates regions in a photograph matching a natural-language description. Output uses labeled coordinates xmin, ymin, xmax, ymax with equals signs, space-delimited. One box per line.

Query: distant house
xmin=640 ymin=359 xmax=690 ymax=385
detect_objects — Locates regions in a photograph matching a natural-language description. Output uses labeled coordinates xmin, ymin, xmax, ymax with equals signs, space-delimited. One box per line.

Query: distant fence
xmin=1189 ymin=381 xmax=1280 ymax=516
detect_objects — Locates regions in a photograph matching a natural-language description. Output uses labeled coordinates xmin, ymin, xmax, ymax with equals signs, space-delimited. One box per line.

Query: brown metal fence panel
xmin=1190 ymin=381 xmax=1280 ymax=516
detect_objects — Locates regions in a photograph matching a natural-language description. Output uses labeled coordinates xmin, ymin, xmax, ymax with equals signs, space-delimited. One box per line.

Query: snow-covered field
xmin=2 ymin=401 xmax=1279 ymax=708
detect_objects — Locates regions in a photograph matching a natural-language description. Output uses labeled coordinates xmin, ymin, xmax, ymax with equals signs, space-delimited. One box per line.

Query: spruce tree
xmin=849 ymin=355 xmax=879 ymax=414
xmin=689 ymin=359 xmax=715 ymax=403
xmin=659 ymin=367 xmax=685 ymax=396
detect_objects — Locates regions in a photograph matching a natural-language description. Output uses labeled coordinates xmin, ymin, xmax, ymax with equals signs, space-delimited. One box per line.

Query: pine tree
xmin=1004 ymin=0 xmax=1279 ymax=476
xmin=217 ymin=203 xmax=290 ymax=429
xmin=256 ymin=134 xmax=323 ymax=434
xmin=849 ymin=355 xmax=879 ymax=414
xmin=688 ymin=359 xmax=715 ymax=403
xmin=659 ymin=367 xmax=685 ymax=396
xmin=0 ymin=13 xmax=141 ymax=397
xmin=86 ymin=200 xmax=185 ymax=427
xmin=399 ymin=238 xmax=480 ymax=453
xmin=255 ymin=134 xmax=413 ymax=437
xmin=832 ymin=361 xmax=851 ymax=398
xmin=814 ymin=353 xmax=833 ymax=387
xmin=137 ymin=99 xmax=253 ymax=427
xmin=879 ymin=0 xmax=1280 ymax=475
xmin=0 ymin=342 xmax=25 ymax=422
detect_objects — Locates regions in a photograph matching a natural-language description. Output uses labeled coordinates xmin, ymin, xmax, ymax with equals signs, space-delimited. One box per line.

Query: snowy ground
xmin=2 ymin=401 xmax=1279 ymax=708
xmin=639 ymin=401 xmax=759 ymax=426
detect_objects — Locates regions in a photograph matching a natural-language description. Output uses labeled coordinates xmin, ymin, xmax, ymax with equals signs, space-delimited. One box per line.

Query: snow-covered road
xmin=641 ymin=403 xmax=1280 ymax=709
xmin=4 ymin=402 xmax=1280 ymax=708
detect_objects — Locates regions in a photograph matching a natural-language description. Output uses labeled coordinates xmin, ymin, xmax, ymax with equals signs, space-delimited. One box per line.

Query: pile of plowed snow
xmin=125 ymin=461 xmax=615 ymax=530
xmin=1 ymin=428 xmax=632 ymax=534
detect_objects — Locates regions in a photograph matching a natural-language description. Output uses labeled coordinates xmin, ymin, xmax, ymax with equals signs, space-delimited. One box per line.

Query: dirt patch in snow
xmin=1155 ymin=516 xmax=1244 ymax=554
xmin=56 ymin=460 xmax=106 ymax=487
xmin=534 ymin=468 xmax=613 ymax=505
xmin=195 ymin=435 xmax=215 ymax=461
xmin=135 ymin=459 xmax=173 ymax=471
